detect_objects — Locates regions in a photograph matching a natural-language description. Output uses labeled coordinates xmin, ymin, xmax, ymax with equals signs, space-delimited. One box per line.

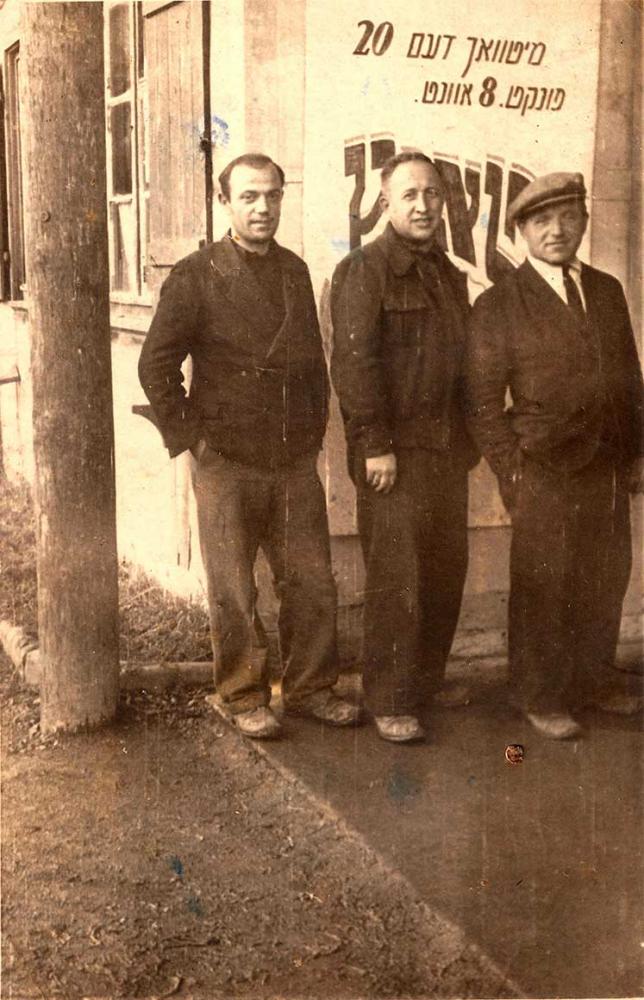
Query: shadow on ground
xmin=263 ymin=657 xmax=643 ymax=1000
xmin=3 ymin=650 xmax=642 ymax=999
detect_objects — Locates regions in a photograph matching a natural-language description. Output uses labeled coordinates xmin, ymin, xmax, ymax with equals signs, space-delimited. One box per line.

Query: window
xmin=0 ymin=68 xmax=12 ymax=300
xmin=3 ymin=43 xmax=25 ymax=301
xmin=105 ymin=1 xmax=149 ymax=299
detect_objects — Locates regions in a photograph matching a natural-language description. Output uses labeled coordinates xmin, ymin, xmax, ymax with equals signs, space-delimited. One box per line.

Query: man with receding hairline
xmin=331 ymin=151 xmax=478 ymax=743
xmin=139 ymin=153 xmax=360 ymax=739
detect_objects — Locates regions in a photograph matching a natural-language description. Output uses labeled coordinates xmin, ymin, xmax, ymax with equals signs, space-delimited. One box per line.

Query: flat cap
xmin=509 ymin=172 xmax=586 ymax=225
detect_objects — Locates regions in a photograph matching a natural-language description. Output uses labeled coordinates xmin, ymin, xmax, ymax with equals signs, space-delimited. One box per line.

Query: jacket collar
xmin=205 ymin=235 xmax=301 ymax=362
xmin=209 ymin=232 xmax=299 ymax=277
xmin=518 ymin=258 xmax=586 ymax=332
xmin=526 ymin=252 xmax=585 ymax=307
xmin=377 ymin=222 xmax=447 ymax=277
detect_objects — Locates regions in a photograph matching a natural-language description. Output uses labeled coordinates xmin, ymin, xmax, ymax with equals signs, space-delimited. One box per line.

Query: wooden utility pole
xmin=22 ymin=2 xmax=119 ymax=733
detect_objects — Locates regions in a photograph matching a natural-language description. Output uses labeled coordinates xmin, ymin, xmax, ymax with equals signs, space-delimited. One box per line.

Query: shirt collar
xmin=527 ymin=252 xmax=583 ymax=284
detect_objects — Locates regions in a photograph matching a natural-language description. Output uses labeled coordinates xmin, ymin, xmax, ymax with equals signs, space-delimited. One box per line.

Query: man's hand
xmin=366 ymin=453 xmax=397 ymax=493
xmin=190 ymin=438 xmax=208 ymax=461
xmin=627 ymin=456 xmax=644 ymax=494
xmin=497 ymin=472 xmax=518 ymax=517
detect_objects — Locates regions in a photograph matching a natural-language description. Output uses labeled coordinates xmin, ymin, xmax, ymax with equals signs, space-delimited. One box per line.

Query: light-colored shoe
xmin=434 ymin=682 xmax=472 ymax=707
xmin=233 ymin=706 xmax=282 ymax=739
xmin=586 ymin=690 xmax=642 ymax=716
xmin=525 ymin=712 xmax=581 ymax=740
xmin=286 ymin=689 xmax=362 ymax=727
xmin=374 ymin=715 xmax=426 ymax=743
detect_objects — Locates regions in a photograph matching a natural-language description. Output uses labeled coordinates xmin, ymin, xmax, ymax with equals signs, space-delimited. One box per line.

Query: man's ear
xmin=379 ymin=190 xmax=389 ymax=214
xmin=217 ymin=191 xmax=228 ymax=207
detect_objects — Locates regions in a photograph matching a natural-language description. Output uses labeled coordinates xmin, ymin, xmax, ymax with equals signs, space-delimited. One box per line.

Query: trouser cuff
xmin=221 ymin=691 xmax=271 ymax=715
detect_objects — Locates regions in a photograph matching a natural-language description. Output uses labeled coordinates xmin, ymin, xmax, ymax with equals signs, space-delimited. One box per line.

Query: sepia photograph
xmin=0 ymin=1 xmax=642 ymax=998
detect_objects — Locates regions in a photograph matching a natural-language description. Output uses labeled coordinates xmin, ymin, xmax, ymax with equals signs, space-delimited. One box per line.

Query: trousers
xmin=508 ymin=450 xmax=632 ymax=713
xmin=192 ymin=448 xmax=339 ymax=713
xmin=355 ymin=448 xmax=469 ymax=716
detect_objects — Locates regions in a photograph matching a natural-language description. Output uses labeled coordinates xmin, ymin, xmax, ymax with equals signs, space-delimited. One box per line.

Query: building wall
xmin=0 ymin=301 xmax=30 ymax=477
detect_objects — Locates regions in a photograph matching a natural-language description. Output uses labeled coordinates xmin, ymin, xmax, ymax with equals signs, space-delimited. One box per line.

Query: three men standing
xmin=465 ymin=173 xmax=643 ymax=738
xmin=139 ymin=154 xmax=359 ymax=739
xmin=140 ymin=154 xmax=641 ymax=746
xmin=330 ymin=152 xmax=477 ymax=742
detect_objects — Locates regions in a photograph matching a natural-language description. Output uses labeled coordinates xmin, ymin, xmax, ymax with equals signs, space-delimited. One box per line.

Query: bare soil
xmin=2 ymin=667 xmax=511 ymax=1000
xmin=1 ymin=479 xmax=511 ymax=1000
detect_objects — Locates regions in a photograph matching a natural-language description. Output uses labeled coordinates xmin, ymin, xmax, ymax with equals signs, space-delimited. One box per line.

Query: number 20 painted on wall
xmin=353 ymin=20 xmax=395 ymax=56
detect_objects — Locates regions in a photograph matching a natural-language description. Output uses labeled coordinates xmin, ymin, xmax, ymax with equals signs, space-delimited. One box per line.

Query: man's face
xmin=220 ymin=164 xmax=283 ymax=250
xmin=519 ymin=200 xmax=587 ymax=266
xmin=380 ymin=161 xmax=445 ymax=243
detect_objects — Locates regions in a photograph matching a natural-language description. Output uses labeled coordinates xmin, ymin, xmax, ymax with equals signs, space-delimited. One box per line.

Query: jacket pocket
xmin=382 ymin=284 xmax=429 ymax=348
xmin=381 ymin=288 xmax=431 ymax=418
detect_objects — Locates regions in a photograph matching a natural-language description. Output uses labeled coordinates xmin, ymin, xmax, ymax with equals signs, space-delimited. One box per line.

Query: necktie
xmin=562 ymin=264 xmax=585 ymax=326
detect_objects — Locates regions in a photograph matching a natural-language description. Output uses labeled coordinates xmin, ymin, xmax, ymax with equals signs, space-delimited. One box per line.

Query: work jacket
xmin=138 ymin=237 xmax=329 ymax=469
xmin=330 ymin=222 xmax=476 ymax=468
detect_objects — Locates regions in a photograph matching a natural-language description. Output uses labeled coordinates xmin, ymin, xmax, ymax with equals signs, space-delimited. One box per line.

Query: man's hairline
xmin=380 ymin=160 xmax=444 ymax=195
xmin=220 ymin=161 xmax=285 ymax=202
xmin=221 ymin=181 xmax=284 ymax=202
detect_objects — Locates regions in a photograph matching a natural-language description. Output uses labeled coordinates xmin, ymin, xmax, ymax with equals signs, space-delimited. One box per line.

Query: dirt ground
xmin=1 ymin=660 xmax=513 ymax=1000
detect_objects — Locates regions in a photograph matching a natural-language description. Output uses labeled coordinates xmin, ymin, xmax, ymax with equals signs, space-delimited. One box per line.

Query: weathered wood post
xmin=22 ymin=2 xmax=119 ymax=732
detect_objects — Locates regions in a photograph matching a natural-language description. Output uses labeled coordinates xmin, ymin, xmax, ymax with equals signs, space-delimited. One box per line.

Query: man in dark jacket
xmin=465 ymin=172 xmax=643 ymax=739
xmin=139 ymin=153 xmax=360 ymax=739
xmin=330 ymin=151 xmax=477 ymax=743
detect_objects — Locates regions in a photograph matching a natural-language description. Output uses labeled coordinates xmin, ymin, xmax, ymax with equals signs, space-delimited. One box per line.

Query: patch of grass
xmin=0 ymin=476 xmax=211 ymax=664
xmin=0 ymin=476 xmax=37 ymax=633
xmin=119 ymin=564 xmax=211 ymax=664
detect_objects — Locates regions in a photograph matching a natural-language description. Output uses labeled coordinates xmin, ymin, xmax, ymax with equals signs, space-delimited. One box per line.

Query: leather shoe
xmin=286 ymin=689 xmax=362 ymax=726
xmin=374 ymin=715 xmax=426 ymax=743
xmin=233 ymin=706 xmax=282 ymax=739
xmin=525 ymin=711 xmax=581 ymax=740
xmin=585 ymin=690 xmax=642 ymax=716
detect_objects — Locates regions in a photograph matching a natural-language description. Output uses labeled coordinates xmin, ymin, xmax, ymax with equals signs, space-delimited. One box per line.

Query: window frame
xmin=3 ymin=41 xmax=25 ymax=302
xmin=105 ymin=0 xmax=151 ymax=305
xmin=0 ymin=66 xmax=12 ymax=301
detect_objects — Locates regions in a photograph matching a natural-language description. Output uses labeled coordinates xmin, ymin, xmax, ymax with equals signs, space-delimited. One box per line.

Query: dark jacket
xmin=138 ymin=237 xmax=329 ymax=468
xmin=330 ymin=223 xmax=476 ymax=467
xmin=465 ymin=259 xmax=643 ymax=489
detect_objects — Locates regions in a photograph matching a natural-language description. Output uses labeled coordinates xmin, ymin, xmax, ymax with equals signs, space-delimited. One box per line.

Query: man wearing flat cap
xmin=465 ymin=172 xmax=643 ymax=739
